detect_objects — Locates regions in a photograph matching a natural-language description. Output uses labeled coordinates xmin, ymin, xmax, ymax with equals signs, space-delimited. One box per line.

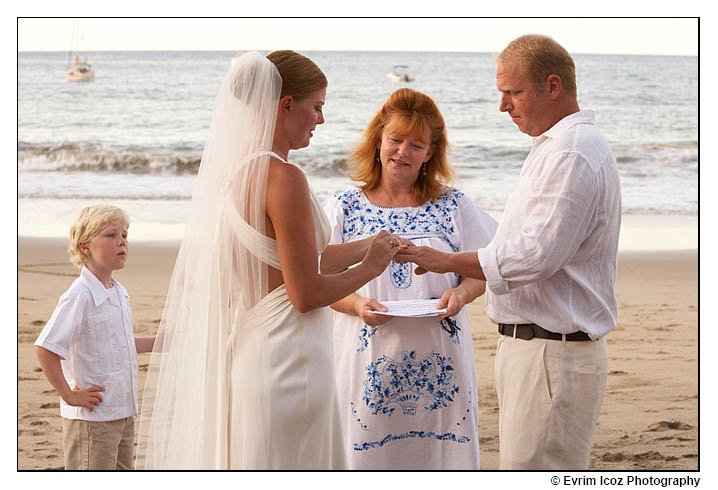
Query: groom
xmin=396 ymin=34 xmax=621 ymax=469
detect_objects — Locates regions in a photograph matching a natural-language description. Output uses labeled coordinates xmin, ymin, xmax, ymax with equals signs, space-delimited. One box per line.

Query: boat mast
xmin=67 ymin=19 xmax=79 ymax=69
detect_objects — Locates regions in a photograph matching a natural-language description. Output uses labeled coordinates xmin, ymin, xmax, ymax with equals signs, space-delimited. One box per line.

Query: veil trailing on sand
xmin=135 ymin=51 xmax=281 ymax=469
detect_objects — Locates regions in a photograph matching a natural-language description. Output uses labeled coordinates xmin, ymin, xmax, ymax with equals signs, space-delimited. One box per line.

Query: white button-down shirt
xmin=477 ymin=110 xmax=621 ymax=339
xmin=35 ymin=266 xmax=139 ymax=421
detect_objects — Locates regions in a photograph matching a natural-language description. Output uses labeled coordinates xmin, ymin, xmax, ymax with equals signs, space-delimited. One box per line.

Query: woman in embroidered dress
xmin=322 ymin=88 xmax=498 ymax=469
xmin=136 ymin=51 xmax=402 ymax=470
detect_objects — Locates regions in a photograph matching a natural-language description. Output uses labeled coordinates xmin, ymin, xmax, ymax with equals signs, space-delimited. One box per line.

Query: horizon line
xmin=18 ymin=48 xmax=698 ymax=57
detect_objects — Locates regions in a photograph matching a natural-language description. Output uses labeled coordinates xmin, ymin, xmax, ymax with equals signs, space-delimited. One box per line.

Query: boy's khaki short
xmin=62 ymin=416 xmax=134 ymax=470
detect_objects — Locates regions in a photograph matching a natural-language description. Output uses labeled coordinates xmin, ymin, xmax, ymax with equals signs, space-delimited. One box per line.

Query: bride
xmin=135 ymin=50 xmax=401 ymax=469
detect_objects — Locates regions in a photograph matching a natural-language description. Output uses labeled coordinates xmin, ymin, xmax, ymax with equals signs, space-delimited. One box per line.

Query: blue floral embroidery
xmin=335 ymin=189 xmax=463 ymax=251
xmin=357 ymin=324 xmax=378 ymax=352
xmin=390 ymin=261 xmax=412 ymax=289
xmin=353 ymin=431 xmax=470 ymax=451
xmin=362 ymin=351 xmax=459 ymax=416
xmin=334 ymin=189 xmax=464 ymax=291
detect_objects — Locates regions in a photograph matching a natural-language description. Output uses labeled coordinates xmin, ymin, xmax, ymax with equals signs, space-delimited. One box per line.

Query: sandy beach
xmin=17 ymin=236 xmax=698 ymax=471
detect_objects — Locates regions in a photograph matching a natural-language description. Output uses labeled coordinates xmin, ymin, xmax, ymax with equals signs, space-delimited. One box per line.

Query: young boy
xmin=34 ymin=205 xmax=154 ymax=470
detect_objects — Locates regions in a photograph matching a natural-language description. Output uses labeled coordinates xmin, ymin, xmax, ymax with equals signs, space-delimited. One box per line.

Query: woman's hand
xmin=435 ymin=278 xmax=486 ymax=320
xmin=354 ymin=296 xmax=394 ymax=326
xmin=436 ymin=287 xmax=468 ymax=320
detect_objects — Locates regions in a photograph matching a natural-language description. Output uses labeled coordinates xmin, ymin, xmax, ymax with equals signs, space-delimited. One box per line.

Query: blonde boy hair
xmin=68 ymin=205 xmax=130 ymax=267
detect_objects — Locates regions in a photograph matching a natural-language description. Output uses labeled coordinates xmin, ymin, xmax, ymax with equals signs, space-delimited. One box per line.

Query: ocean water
xmin=18 ymin=50 xmax=698 ymax=240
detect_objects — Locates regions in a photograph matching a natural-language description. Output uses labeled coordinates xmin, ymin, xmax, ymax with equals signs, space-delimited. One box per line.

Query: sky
xmin=17 ymin=17 xmax=698 ymax=56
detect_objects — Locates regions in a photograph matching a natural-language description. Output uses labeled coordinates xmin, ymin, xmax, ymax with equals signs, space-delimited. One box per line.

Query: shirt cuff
xmin=477 ymin=247 xmax=510 ymax=295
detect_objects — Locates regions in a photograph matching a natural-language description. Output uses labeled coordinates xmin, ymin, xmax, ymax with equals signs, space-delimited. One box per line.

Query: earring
xmin=421 ymin=162 xmax=428 ymax=177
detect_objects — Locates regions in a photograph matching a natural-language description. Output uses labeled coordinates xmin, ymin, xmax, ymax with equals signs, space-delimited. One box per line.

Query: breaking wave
xmin=18 ymin=142 xmax=353 ymax=177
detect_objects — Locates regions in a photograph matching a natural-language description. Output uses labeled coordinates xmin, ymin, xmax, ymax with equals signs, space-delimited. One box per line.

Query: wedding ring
xmin=389 ymin=240 xmax=396 ymax=247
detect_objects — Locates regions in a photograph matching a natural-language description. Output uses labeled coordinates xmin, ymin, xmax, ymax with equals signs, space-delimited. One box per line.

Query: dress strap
xmin=268 ymin=151 xmax=289 ymax=164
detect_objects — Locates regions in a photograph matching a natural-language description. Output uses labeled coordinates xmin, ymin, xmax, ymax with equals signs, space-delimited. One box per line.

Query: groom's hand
xmin=394 ymin=245 xmax=451 ymax=275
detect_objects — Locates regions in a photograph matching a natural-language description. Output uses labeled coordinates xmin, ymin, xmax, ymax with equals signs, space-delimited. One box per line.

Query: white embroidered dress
xmin=323 ymin=188 xmax=497 ymax=470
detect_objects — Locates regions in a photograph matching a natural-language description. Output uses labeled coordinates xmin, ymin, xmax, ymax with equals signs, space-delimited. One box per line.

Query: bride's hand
xmin=362 ymin=230 xmax=399 ymax=276
xmin=390 ymin=235 xmax=412 ymax=249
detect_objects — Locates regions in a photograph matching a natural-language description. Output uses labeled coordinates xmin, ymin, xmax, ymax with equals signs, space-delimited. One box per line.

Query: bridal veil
xmin=136 ymin=51 xmax=282 ymax=469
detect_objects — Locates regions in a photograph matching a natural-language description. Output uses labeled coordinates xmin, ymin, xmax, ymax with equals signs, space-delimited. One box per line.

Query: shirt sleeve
xmin=34 ymin=289 xmax=88 ymax=360
xmin=480 ymin=150 xmax=600 ymax=294
xmin=321 ymin=194 xmax=345 ymax=245
xmin=456 ymin=193 xmax=498 ymax=252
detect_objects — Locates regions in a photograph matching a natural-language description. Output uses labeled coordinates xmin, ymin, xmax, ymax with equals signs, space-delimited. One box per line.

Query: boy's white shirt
xmin=35 ymin=266 xmax=139 ymax=422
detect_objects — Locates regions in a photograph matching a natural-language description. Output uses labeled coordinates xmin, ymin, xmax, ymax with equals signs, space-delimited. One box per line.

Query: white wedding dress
xmin=227 ymin=153 xmax=346 ymax=469
xmin=136 ymin=52 xmax=346 ymax=470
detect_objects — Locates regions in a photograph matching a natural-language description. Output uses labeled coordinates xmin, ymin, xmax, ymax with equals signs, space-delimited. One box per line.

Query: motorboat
xmin=387 ymin=65 xmax=414 ymax=82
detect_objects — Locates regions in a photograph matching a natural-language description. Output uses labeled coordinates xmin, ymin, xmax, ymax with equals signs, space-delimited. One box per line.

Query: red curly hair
xmin=348 ymin=88 xmax=454 ymax=203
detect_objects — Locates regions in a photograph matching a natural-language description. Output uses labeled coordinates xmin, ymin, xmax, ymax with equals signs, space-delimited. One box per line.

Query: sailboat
xmin=66 ymin=20 xmax=94 ymax=82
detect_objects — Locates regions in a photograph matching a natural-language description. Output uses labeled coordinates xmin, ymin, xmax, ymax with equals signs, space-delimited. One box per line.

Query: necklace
xmin=271 ymin=145 xmax=288 ymax=161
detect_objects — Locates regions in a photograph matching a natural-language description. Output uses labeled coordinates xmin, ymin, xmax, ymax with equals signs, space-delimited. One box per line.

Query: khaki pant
xmin=62 ymin=416 xmax=135 ymax=470
xmin=495 ymin=334 xmax=608 ymax=470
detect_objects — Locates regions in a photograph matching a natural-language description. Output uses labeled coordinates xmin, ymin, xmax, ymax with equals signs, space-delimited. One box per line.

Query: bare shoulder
xmin=266 ymin=158 xmax=310 ymax=209
xmin=268 ymin=158 xmax=308 ymax=190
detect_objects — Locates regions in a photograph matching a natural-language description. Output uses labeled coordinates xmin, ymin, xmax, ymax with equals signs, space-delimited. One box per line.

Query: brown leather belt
xmin=498 ymin=323 xmax=591 ymax=341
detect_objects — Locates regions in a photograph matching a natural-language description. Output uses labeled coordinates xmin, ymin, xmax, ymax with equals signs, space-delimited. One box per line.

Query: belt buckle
xmin=516 ymin=323 xmax=535 ymax=340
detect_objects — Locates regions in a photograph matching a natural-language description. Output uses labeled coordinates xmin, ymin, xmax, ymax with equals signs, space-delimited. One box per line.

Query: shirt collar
xmin=80 ymin=266 xmax=115 ymax=307
xmin=539 ymin=110 xmax=595 ymax=141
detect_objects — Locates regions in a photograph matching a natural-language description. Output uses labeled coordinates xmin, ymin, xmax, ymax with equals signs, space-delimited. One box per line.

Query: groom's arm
xmin=394 ymin=247 xmax=486 ymax=281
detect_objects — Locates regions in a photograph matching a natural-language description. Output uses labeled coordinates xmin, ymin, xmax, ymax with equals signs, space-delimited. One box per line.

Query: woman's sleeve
xmin=321 ymin=194 xmax=346 ymax=245
xmin=457 ymin=192 xmax=498 ymax=252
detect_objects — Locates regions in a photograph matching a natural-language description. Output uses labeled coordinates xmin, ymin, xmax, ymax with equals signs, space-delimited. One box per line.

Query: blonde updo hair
xmin=348 ymin=88 xmax=454 ymax=204
xmin=68 ymin=205 xmax=130 ymax=267
xmin=497 ymin=34 xmax=577 ymax=97
xmin=266 ymin=50 xmax=327 ymax=101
